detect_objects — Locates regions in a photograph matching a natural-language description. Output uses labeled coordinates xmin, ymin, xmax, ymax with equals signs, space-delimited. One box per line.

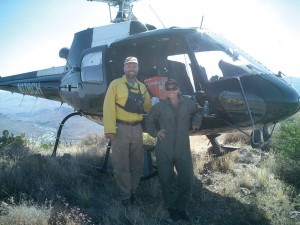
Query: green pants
xmin=156 ymin=150 xmax=194 ymax=210
xmin=111 ymin=123 xmax=144 ymax=200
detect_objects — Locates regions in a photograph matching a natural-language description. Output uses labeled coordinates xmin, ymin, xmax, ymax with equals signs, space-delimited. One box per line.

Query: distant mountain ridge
xmin=0 ymin=91 xmax=103 ymax=143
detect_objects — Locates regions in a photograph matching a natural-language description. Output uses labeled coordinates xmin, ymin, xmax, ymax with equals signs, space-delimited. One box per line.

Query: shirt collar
xmin=121 ymin=75 xmax=140 ymax=88
xmin=166 ymin=94 xmax=182 ymax=104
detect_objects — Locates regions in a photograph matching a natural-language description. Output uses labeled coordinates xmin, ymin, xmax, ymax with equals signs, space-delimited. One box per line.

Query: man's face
xmin=165 ymin=85 xmax=179 ymax=98
xmin=124 ymin=62 xmax=139 ymax=80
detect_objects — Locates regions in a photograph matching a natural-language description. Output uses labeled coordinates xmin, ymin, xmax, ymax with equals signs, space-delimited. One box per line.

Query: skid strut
xmin=51 ymin=112 xmax=81 ymax=157
xmin=99 ymin=140 xmax=111 ymax=173
xmin=207 ymin=134 xmax=239 ymax=157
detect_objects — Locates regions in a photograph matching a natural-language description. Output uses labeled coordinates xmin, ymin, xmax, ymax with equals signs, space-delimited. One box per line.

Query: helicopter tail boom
xmin=0 ymin=66 xmax=65 ymax=102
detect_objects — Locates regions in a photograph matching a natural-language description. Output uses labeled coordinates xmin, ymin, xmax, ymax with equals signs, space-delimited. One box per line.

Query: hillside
xmin=0 ymin=131 xmax=299 ymax=224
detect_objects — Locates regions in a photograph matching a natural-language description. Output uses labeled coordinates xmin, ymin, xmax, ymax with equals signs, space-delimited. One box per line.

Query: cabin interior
xmin=106 ymin=35 xmax=196 ymax=98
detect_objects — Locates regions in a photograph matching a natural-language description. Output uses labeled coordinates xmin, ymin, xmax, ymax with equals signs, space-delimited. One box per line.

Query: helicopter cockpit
xmin=187 ymin=31 xmax=272 ymax=82
xmin=107 ymin=27 xmax=272 ymax=100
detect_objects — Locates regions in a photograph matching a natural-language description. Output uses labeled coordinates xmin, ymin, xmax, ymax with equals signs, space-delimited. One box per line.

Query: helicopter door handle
xmin=67 ymin=84 xmax=78 ymax=91
xmin=59 ymin=84 xmax=78 ymax=91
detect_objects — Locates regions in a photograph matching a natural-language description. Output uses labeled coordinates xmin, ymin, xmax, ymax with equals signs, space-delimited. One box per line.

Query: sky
xmin=0 ymin=0 xmax=300 ymax=79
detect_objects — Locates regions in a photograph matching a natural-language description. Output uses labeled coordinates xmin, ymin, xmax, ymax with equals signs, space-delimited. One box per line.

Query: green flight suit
xmin=146 ymin=95 xmax=202 ymax=210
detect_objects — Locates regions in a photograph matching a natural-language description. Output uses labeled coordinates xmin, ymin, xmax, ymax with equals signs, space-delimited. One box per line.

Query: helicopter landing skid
xmin=51 ymin=111 xmax=82 ymax=157
xmin=250 ymin=124 xmax=275 ymax=150
xmin=207 ymin=134 xmax=239 ymax=157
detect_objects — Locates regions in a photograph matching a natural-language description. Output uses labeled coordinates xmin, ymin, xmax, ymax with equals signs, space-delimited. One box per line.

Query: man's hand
xmin=157 ymin=129 xmax=166 ymax=140
xmin=192 ymin=125 xmax=199 ymax=133
xmin=105 ymin=133 xmax=116 ymax=140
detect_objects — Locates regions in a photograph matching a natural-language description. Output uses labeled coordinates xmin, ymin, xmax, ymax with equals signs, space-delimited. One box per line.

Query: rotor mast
xmin=87 ymin=0 xmax=141 ymax=23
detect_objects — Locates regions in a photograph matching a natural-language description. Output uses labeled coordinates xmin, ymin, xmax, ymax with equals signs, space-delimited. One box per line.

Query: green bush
xmin=0 ymin=130 xmax=26 ymax=149
xmin=273 ymin=118 xmax=300 ymax=160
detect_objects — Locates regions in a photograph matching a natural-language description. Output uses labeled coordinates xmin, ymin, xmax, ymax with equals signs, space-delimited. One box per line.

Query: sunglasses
xmin=166 ymin=86 xmax=178 ymax=91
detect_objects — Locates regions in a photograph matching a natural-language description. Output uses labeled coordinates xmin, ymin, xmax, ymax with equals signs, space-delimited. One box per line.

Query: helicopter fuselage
xmin=1 ymin=20 xmax=299 ymax=138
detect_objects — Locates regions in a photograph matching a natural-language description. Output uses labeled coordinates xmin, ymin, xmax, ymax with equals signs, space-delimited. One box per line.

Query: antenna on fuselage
xmin=148 ymin=4 xmax=165 ymax=28
xmin=200 ymin=15 xmax=204 ymax=29
xmin=87 ymin=0 xmax=141 ymax=23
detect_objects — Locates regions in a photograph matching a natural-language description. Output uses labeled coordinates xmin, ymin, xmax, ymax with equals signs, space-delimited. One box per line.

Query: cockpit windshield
xmin=185 ymin=31 xmax=272 ymax=81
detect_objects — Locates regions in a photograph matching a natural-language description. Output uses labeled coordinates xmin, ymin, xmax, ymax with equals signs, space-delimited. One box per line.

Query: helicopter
xmin=0 ymin=0 xmax=300 ymax=178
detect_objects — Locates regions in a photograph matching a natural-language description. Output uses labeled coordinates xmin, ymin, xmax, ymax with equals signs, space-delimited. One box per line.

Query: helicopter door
xmin=81 ymin=48 xmax=105 ymax=84
xmin=79 ymin=46 xmax=108 ymax=114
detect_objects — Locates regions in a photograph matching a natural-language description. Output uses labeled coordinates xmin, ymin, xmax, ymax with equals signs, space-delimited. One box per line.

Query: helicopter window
xmin=195 ymin=50 xmax=266 ymax=81
xmin=167 ymin=54 xmax=195 ymax=94
xmin=186 ymin=32 xmax=272 ymax=82
xmin=195 ymin=51 xmax=228 ymax=80
xmin=81 ymin=52 xmax=104 ymax=83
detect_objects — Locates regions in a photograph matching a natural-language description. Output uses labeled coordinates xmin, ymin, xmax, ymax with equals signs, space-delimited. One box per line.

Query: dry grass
xmin=223 ymin=131 xmax=250 ymax=145
xmin=0 ymin=201 xmax=51 ymax=225
xmin=0 ymin=131 xmax=299 ymax=224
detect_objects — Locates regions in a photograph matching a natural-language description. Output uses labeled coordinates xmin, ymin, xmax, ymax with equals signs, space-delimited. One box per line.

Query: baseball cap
xmin=124 ymin=56 xmax=138 ymax=64
xmin=165 ymin=79 xmax=179 ymax=88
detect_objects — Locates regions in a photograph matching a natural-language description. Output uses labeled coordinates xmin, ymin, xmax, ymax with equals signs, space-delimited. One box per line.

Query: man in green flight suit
xmin=146 ymin=79 xmax=202 ymax=222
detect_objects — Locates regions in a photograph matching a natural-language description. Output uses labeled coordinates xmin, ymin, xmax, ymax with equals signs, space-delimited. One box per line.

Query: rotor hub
xmin=87 ymin=0 xmax=141 ymax=23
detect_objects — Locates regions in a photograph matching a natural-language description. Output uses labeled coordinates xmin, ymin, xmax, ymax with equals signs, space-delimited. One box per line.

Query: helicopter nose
xmin=287 ymin=82 xmax=300 ymax=112
xmin=239 ymin=74 xmax=300 ymax=125
xmin=267 ymin=75 xmax=300 ymax=121
xmin=296 ymin=92 xmax=300 ymax=112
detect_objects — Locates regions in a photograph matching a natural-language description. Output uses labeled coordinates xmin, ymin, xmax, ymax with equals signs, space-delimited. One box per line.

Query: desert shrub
xmin=223 ymin=131 xmax=250 ymax=145
xmin=0 ymin=130 xmax=26 ymax=149
xmin=0 ymin=197 xmax=93 ymax=225
xmin=273 ymin=118 xmax=300 ymax=160
xmin=39 ymin=142 xmax=54 ymax=151
xmin=273 ymin=156 xmax=300 ymax=190
xmin=0 ymin=130 xmax=29 ymax=159
xmin=79 ymin=133 xmax=106 ymax=147
xmin=0 ymin=198 xmax=51 ymax=225
xmin=211 ymin=151 xmax=239 ymax=173
xmin=48 ymin=197 xmax=93 ymax=225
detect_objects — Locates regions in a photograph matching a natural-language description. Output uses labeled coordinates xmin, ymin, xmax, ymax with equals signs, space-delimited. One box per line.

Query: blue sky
xmin=1 ymin=0 xmax=300 ymax=78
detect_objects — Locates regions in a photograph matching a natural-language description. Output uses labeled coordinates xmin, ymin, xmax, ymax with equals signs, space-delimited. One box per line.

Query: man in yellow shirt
xmin=103 ymin=56 xmax=152 ymax=207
